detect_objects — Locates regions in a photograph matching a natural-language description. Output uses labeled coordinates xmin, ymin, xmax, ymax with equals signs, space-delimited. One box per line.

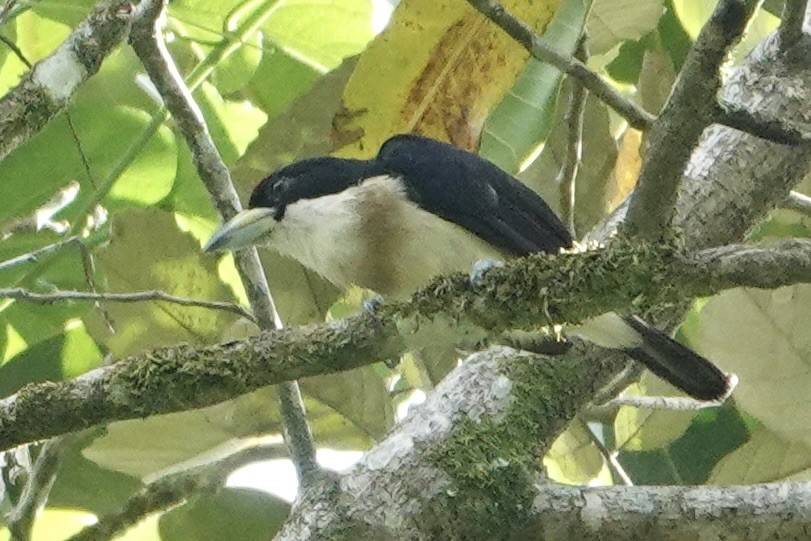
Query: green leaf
xmin=159 ymin=488 xmax=290 ymax=541
xmin=262 ymin=0 xmax=374 ymax=71
xmin=544 ymin=422 xmax=606 ymax=484
xmin=244 ymin=49 xmax=322 ymax=118
xmin=84 ymin=209 xmax=240 ymax=357
xmin=586 ymin=0 xmax=664 ymax=55
xmin=480 ymin=0 xmax=592 ymax=172
xmin=618 ymin=405 xmax=750 ymax=485
xmin=48 ymin=431 xmax=143 ymax=515
xmin=0 ymin=322 xmax=102 ymax=398
xmin=710 ymin=425 xmax=811 ymax=484
xmin=614 ymin=378 xmax=697 ymax=452
xmin=672 ymin=0 xmax=779 ymax=61
xmin=684 ymin=286 xmax=811 ymax=448
xmin=213 ymin=30 xmax=264 ymax=95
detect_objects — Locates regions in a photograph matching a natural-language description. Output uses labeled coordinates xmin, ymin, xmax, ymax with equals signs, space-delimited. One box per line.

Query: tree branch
xmin=68 ymin=444 xmax=280 ymax=541
xmin=555 ymin=36 xmax=588 ymax=237
xmin=0 ymin=288 xmax=255 ymax=321
xmin=0 ymin=0 xmax=134 ymax=161
xmin=785 ymin=190 xmax=811 ymax=216
xmin=464 ymin=0 xmax=654 ymax=130
xmin=715 ymin=99 xmax=809 ymax=145
xmin=0 ymin=238 xmax=809 ymax=451
xmin=276 ymin=346 xmax=811 ymax=538
xmin=521 ymin=481 xmax=811 ymax=539
xmin=624 ymin=0 xmax=761 ymax=239
xmin=779 ymin=0 xmax=809 ymax=49
xmin=128 ymin=0 xmax=320 ymax=486
xmin=5 ymin=435 xmax=78 ymax=541
xmin=0 ymin=236 xmax=81 ymax=272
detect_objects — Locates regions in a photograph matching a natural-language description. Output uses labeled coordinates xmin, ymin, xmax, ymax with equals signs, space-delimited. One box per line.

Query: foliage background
xmin=0 ymin=0 xmax=807 ymax=538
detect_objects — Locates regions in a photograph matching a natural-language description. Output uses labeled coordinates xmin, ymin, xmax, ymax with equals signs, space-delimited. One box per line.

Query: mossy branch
xmin=1 ymin=238 xmax=810 ymax=452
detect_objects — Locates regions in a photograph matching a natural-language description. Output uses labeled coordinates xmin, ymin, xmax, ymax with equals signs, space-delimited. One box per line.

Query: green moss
xmin=424 ymin=353 xmax=597 ymax=538
xmin=395 ymin=237 xmax=680 ymax=335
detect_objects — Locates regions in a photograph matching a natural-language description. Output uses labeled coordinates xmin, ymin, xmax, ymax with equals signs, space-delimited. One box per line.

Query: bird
xmin=204 ymin=134 xmax=731 ymax=401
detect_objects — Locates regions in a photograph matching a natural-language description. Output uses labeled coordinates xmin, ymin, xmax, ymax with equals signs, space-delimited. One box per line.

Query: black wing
xmin=373 ymin=134 xmax=573 ymax=256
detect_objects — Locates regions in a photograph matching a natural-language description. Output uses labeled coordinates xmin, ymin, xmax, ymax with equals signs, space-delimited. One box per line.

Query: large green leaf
xmin=586 ymin=0 xmax=664 ymax=55
xmin=84 ymin=209 xmax=240 ymax=357
xmin=48 ymin=432 xmax=143 ymax=516
xmin=710 ymin=425 xmax=811 ymax=485
xmin=159 ymin=488 xmax=290 ymax=541
xmin=0 ymin=322 xmax=102 ymax=398
xmin=481 ymin=0 xmax=592 ymax=172
xmin=685 ymin=286 xmax=811 ymax=448
xmin=83 ymin=363 xmax=393 ymax=477
xmin=262 ymin=0 xmax=373 ymax=71
xmin=618 ymin=405 xmax=750 ymax=485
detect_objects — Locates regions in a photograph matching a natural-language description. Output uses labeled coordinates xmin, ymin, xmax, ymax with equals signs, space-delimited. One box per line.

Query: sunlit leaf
xmin=338 ymin=0 xmax=562 ymax=157
xmin=159 ymin=488 xmax=290 ymax=541
xmin=710 ymin=425 xmax=811 ymax=485
xmin=685 ymin=286 xmax=811 ymax=448
xmin=544 ymin=422 xmax=606 ymax=484
xmin=587 ymin=0 xmax=664 ymax=55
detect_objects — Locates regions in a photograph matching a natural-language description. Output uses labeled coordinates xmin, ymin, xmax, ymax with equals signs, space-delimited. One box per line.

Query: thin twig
xmin=0 ymin=236 xmax=82 ymax=272
xmin=77 ymin=242 xmax=116 ymax=333
xmin=67 ymin=444 xmax=284 ymax=541
xmin=0 ymin=32 xmax=30 ymax=67
xmin=0 ymin=288 xmax=255 ymax=321
xmin=579 ymin=419 xmax=633 ymax=486
xmin=0 ymin=0 xmax=20 ymax=28
xmin=784 ymin=190 xmax=811 ymax=216
xmin=555 ymin=35 xmax=588 ymax=237
xmin=6 ymin=434 xmax=79 ymax=541
xmin=129 ymin=0 xmax=321 ymax=487
xmin=779 ymin=0 xmax=809 ymax=49
xmin=596 ymin=393 xmax=730 ymax=412
xmin=465 ymin=0 xmax=654 ymax=130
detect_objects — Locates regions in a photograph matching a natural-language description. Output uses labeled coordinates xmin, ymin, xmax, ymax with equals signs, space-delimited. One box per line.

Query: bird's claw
xmin=469 ymin=258 xmax=504 ymax=286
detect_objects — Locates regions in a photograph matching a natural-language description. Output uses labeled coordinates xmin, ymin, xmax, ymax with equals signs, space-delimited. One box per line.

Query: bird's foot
xmin=362 ymin=294 xmax=385 ymax=317
xmin=469 ymin=258 xmax=505 ymax=286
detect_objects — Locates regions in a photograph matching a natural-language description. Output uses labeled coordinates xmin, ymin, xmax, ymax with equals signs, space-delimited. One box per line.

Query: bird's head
xmin=203 ymin=156 xmax=370 ymax=253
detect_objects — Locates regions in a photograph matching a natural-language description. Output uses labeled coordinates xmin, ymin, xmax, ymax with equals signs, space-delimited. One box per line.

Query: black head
xmin=248 ymin=157 xmax=372 ymax=219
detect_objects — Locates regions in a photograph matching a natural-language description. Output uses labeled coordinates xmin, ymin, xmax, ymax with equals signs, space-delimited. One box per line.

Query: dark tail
xmin=623 ymin=315 xmax=731 ymax=401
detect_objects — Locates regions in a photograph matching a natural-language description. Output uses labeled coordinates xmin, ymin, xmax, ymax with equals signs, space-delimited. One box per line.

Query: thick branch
xmin=0 ymin=0 xmax=134 ymax=161
xmin=129 ymin=0 xmax=320 ymax=486
xmin=779 ymin=0 xmax=809 ymax=49
xmin=715 ymin=99 xmax=810 ymax=145
xmin=276 ymin=347 xmax=811 ymax=539
xmin=277 ymin=347 xmax=627 ymax=539
xmin=521 ymin=481 xmax=811 ymax=539
xmin=1 ymin=239 xmax=809 ymax=451
xmin=465 ymin=0 xmax=654 ymax=129
xmin=685 ymin=239 xmax=811 ymax=290
xmin=624 ymin=0 xmax=760 ymax=238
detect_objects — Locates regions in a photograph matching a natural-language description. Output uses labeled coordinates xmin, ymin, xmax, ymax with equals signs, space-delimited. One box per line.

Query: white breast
xmin=269 ymin=175 xmax=503 ymax=299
